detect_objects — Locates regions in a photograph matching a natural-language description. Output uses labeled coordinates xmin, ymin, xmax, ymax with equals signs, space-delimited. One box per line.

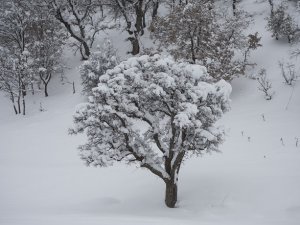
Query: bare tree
xmin=279 ymin=61 xmax=298 ymax=85
xmin=50 ymin=0 xmax=113 ymax=60
xmin=257 ymin=68 xmax=274 ymax=100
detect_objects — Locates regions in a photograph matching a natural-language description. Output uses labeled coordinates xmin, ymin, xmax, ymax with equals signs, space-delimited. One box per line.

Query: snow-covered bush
xmin=267 ymin=4 xmax=299 ymax=43
xmin=70 ymin=54 xmax=231 ymax=208
xmin=80 ymin=39 xmax=118 ymax=96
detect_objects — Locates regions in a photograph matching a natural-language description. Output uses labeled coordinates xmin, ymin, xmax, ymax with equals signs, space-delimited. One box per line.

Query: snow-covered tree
xmin=267 ymin=4 xmax=299 ymax=43
xmin=70 ymin=54 xmax=231 ymax=208
xmin=0 ymin=48 xmax=32 ymax=115
xmin=152 ymin=1 xmax=246 ymax=80
xmin=108 ymin=0 xmax=154 ymax=55
xmin=49 ymin=0 xmax=114 ymax=60
xmin=80 ymin=39 xmax=118 ymax=96
xmin=0 ymin=0 xmax=31 ymax=55
xmin=0 ymin=0 xmax=35 ymax=115
xmin=28 ymin=1 xmax=66 ymax=97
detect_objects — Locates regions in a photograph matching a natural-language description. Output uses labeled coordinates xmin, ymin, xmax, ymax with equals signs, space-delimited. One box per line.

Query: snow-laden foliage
xmin=0 ymin=49 xmax=31 ymax=115
xmin=0 ymin=0 xmax=35 ymax=115
xmin=0 ymin=0 xmax=66 ymax=114
xmin=29 ymin=1 xmax=66 ymax=97
xmin=266 ymin=3 xmax=299 ymax=43
xmin=70 ymin=54 xmax=231 ymax=207
xmin=80 ymin=39 xmax=118 ymax=96
xmin=152 ymin=0 xmax=249 ymax=80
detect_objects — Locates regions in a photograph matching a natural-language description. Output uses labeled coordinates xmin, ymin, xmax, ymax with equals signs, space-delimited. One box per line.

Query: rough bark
xmin=128 ymin=37 xmax=140 ymax=55
xmin=165 ymin=180 xmax=178 ymax=208
xmin=44 ymin=83 xmax=48 ymax=97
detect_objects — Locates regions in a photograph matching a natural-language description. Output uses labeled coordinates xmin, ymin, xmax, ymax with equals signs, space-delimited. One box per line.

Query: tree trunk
xmin=17 ymin=95 xmax=21 ymax=114
xmin=165 ymin=180 xmax=178 ymax=208
xmin=44 ymin=83 xmax=48 ymax=97
xmin=152 ymin=1 xmax=159 ymax=19
xmin=10 ymin=92 xmax=18 ymax=114
xmin=72 ymin=81 xmax=76 ymax=94
xmin=268 ymin=0 xmax=274 ymax=16
xmin=31 ymin=83 xmax=34 ymax=95
xmin=233 ymin=0 xmax=236 ymax=16
xmin=81 ymin=41 xmax=90 ymax=60
xmin=22 ymin=95 xmax=25 ymax=115
xmin=128 ymin=37 xmax=140 ymax=55
xmin=13 ymin=104 xmax=18 ymax=115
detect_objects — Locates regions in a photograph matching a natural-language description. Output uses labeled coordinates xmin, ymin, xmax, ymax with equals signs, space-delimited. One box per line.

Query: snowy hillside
xmin=1 ymin=0 xmax=300 ymax=225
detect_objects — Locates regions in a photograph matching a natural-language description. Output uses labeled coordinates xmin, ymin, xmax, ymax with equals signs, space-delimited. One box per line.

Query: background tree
xmin=0 ymin=0 xmax=35 ymax=115
xmin=50 ymin=0 xmax=113 ymax=60
xmin=0 ymin=49 xmax=31 ymax=115
xmin=267 ymin=3 xmax=299 ymax=43
xmin=80 ymin=39 xmax=118 ymax=96
xmin=152 ymin=1 xmax=246 ymax=80
xmin=108 ymin=0 xmax=153 ymax=55
xmin=29 ymin=1 xmax=66 ymax=97
xmin=70 ymin=54 xmax=231 ymax=208
xmin=0 ymin=49 xmax=22 ymax=114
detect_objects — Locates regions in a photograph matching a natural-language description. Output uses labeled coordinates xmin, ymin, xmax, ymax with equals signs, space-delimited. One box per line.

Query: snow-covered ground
xmin=1 ymin=0 xmax=300 ymax=224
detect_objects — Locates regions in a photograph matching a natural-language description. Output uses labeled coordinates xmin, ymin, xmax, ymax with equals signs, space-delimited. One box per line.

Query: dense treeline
xmin=0 ymin=0 xmax=299 ymax=115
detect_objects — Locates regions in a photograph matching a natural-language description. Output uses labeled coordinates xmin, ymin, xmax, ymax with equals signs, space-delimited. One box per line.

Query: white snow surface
xmin=1 ymin=0 xmax=300 ymax=224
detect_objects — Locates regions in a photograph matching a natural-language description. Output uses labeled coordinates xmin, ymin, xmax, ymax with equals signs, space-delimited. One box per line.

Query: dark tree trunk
xmin=81 ymin=41 xmax=90 ymax=60
xmin=10 ymin=92 xmax=18 ymax=114
xmin=268 ymin=0 xmax=274 ymax=16
xmin=233 ymin=0 xmax=236 ymax=16
xmin=17 ymin=95 xmax=21 ymax=114
xmin=13 ymin=104 xmax=18 ymax=114
xmin=44 ymin=83 xmax=48 ymax=97
xmin=190 ymin=37 xmax=196 ymax=63
xmin=22 ymin=95 xmax=25 ymax=115
xmin=152 ymin=1 xmax=159 ymax=19
xmin=72 ymin=81 xmax=76 ymax=94
xmin=135 ymin=1 xmax=145 ymax=36
xmin=31 ymin=83 xmax=34 ymax=95
xmin=128 ymin=37 xmax=140 ymax=55
xmin=165 ymin=180 xmax=178 ymax=208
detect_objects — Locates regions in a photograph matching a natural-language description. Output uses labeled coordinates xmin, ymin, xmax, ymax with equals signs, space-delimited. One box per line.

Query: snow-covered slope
xmin=0 ymin=0 xmax=300 ymax=224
